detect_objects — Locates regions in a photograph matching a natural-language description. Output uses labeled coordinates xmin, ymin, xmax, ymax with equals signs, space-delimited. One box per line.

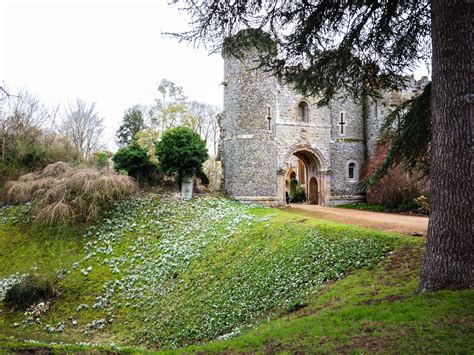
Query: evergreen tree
xmin=172 ymin=0 xmax=473 ymax=291
xmin=113 ymin=141 xmax=156 ymax=185
xmin=362 ymin=83 xmax=432 ymax=188
xmin=116 ymin=107 xmax=146 ymax=147
xmin=155 ymin=126 xmax=208 ymax=184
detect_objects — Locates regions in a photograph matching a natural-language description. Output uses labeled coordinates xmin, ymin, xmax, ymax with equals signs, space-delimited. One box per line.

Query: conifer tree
xmin=172 ymin=0 xmax=473 ymax=291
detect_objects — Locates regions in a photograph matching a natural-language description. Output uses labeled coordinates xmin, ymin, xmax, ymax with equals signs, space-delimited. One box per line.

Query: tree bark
xmin=420 ymin=0 xmax=473 ymax=291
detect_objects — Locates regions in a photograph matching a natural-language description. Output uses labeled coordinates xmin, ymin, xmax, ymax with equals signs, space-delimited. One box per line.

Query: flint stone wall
xmin=219 ymin=43 xmax=428 ymax=206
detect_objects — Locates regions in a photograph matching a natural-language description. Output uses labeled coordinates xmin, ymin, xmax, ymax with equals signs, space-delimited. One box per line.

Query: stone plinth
xmin=181 ymin=176 xmax=193 ymax=200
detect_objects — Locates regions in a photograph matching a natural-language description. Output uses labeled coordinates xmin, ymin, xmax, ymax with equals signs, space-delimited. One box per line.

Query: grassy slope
xmin=179 ymin=244 xmax=474 ymax=353
xmin=0 ymin=207 xmax=86 ymax=278
xmin=0 ymin=197 xmax=472 ymax=353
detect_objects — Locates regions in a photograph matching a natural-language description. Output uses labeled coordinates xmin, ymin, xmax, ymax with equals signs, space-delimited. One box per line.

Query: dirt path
xmin=286 ymin=204 xmax=428 ymax=236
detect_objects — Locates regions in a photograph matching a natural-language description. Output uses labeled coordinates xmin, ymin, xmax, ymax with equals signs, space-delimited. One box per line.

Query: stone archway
xmin=280 ymin=144 xmax=329 ymax=206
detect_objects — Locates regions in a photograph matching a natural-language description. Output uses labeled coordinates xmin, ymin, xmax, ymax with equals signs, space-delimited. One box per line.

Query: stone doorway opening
xmin=282 ymin=145 xmax=328 ymax=206
xmin=285 ymin=156 xmax=308 ymax=203
xmin=309 ymin=177 xmax=318 ymax=204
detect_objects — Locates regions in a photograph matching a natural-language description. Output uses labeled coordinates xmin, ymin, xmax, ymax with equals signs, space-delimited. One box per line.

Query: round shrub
xmin=3 ymin=274 xmax=55 ymax=311
xmin=155 ymin=126 xmax=208 ymax=183
xmin=91 ymin=151 xmax=111 ymax=170
xmin=113 ymin=141 xmax=157 ymax=185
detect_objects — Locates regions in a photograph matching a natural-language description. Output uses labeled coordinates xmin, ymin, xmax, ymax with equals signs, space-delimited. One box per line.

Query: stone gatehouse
xmin=217 ymin=44 xmax=428 ymax=207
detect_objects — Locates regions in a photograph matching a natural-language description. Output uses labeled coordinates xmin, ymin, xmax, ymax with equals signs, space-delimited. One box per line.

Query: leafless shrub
xmin=365 ymin=142 xmax=429 ymax=208
xmin=60 ymin=99 xmax=105 ymax=160
xmin=4 ymin=162 xmax=137 ymax=223
xmin=202 ymin=157 xmax=222 ymax=192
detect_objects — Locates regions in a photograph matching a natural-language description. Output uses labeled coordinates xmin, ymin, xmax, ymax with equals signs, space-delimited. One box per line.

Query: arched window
xmin=347 ymin=161 xmax=358 ymax=182
xmin=348 ymin=162 xmax=355 ymax=180
xmin=298 ymin=101 xmax=309 ymax=122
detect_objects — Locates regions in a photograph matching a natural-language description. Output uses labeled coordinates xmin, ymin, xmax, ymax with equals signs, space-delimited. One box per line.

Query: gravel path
xmin=286 ymin=204 xmax=429 ymax=236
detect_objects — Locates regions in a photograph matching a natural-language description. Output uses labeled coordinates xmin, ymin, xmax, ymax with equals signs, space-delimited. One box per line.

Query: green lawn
xmin=0 ymin=196 xmax=472 ymax=353
xmin=0 ymin=205 xmax=86 ymax=278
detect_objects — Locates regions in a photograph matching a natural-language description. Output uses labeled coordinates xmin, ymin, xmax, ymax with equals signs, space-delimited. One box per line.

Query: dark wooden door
xmin=309 ymin=177 xmax=318 ymax=205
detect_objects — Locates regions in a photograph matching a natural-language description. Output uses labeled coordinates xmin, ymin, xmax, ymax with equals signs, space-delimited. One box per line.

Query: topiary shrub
xmin=155 ymin=126 xmax=208 ymax=184
xmin=3 ymin=274 xmax=55 ymax=311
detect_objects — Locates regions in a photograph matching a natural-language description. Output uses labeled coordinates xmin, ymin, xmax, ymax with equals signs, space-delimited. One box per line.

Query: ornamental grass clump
xmin=4 ymin=162 xmax=137 ymax=223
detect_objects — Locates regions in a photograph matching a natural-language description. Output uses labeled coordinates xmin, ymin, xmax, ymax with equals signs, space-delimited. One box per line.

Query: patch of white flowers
xmin=0 ymin=204 xmax=31 ymax=225
xmin=6 ymin=195 xmax=392 ymax=349
xmin=0 ymin=273 xmax=26 ymax=301
xmin=44 ymin=322 xmax=65 ymax=333
xmin=84 ymin=319 xmax=106 ymax=333
xmin=66 ymin=195 xmax=390 ymax=348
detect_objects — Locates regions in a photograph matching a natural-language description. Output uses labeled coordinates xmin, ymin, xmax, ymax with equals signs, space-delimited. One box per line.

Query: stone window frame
xmin=297 ymin=100 xmax=310 ymax=123
xmin=346 ymin=159 xmax=359 ymax=183
xmin=338 ymin=111 xmax=347 ymax=136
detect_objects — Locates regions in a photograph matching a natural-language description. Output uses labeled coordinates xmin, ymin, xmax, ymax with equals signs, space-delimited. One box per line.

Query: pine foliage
xmin=172 ymin=0 xmax=431 ymax=105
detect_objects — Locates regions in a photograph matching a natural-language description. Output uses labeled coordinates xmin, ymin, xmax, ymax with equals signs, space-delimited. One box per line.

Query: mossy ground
xmin=0 ymin=196 xmax=472 ymax=353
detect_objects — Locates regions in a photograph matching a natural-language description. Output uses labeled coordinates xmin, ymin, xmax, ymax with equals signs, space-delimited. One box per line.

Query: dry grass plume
xmin=4 ymin=162 xmax=137 ymax=223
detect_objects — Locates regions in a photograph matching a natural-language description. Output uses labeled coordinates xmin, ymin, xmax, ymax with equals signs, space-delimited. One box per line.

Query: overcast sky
xmin=0 ymin=0 xmax=224 ymax=150
xmin=0 ymin=0 xmax=430 ymax=151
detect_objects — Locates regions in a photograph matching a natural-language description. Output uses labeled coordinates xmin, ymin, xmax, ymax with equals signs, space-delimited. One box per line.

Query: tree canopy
xmin=173 ymin=0 xmax=431 ymax=105
xmin=116 ymin=107 xmax=146 ymax=147
xmin=61 ymin=99 xmax=105 ymax=160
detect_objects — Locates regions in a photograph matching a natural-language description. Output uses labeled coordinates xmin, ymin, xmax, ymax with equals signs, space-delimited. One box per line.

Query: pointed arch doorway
xmin=281 ymin=144 xmax=329 ymax=206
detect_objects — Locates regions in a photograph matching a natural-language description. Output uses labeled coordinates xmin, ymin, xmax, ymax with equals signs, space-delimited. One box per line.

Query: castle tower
xmin=219 ymin=31 xmax=280 ymax=206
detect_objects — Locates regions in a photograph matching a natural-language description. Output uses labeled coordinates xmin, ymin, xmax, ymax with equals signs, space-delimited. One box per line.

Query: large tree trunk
xmin=420 ymin=0 xmax=473 ymax=291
